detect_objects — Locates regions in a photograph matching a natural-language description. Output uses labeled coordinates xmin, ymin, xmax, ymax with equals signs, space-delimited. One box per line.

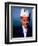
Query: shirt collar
xmin=22 ymin=25 xmax=27 ymax=32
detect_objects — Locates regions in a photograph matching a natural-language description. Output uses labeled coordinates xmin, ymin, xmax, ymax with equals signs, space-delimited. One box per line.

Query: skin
xmin=21 ymin=16 xmax=29 ymax=28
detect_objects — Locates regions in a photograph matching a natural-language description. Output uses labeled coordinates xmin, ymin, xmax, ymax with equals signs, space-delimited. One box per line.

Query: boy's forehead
xmin=21 ymin=16 xmax=29 ymax=19
xmin=21 ymin=16 xmax=29 ymax=18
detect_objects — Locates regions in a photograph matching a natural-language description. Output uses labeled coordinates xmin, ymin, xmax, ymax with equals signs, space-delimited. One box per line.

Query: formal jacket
xmin=13 ymin=25 xmax=32 ymax=38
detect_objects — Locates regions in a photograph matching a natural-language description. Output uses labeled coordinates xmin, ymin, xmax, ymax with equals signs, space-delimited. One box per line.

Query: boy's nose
xmin=26 ymin=22 xmax=29 ymax=25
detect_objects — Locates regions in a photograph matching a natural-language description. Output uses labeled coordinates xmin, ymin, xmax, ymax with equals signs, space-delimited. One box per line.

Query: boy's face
xmin=21 ymin=16 xmax=29 ymax=28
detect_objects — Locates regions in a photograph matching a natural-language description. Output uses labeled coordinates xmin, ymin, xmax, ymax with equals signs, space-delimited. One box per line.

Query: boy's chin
xmin=24 ymin=25 xmax=29 ymax=28
xmin=24 ymin=26 xmax=28 ymax=28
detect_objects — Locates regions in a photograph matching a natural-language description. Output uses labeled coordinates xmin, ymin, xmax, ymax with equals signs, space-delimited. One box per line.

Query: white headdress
xmin=20 ymin=8 xmax=29 ymax=17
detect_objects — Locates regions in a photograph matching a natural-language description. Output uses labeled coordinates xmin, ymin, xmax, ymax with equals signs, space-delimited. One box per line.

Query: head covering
xmin=20 ymin=8 xmax=29 ymax=17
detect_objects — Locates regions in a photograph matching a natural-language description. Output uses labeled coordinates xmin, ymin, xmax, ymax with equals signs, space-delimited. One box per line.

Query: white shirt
xmin=22 ymin=26 xmax=27 ymax=37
